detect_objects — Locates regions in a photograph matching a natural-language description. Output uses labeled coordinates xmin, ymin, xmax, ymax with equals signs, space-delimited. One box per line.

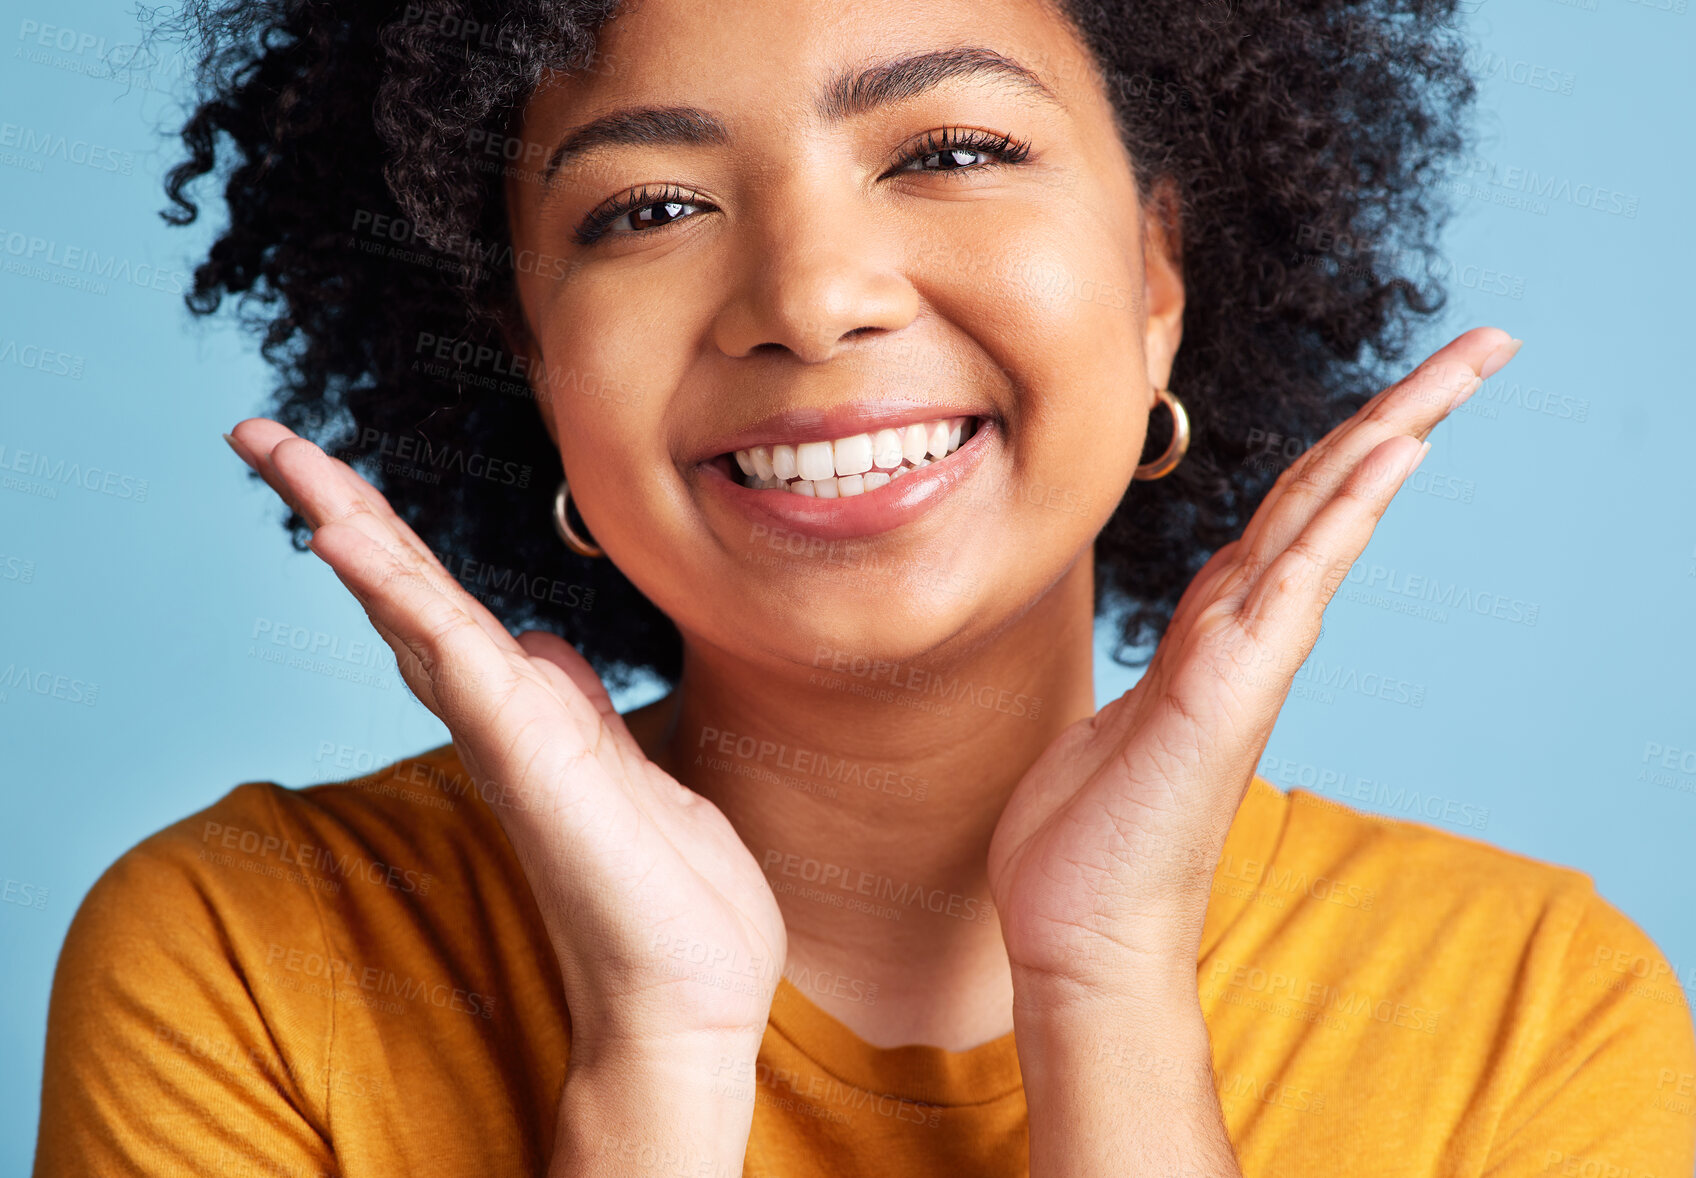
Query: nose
xmin=709 ymin=192 xmax=920 ymax=364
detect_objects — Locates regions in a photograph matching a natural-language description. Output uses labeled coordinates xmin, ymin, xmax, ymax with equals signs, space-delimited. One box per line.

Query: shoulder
xmin=38 ymin=744 xmax=548 ymax=1173
xmin=1246 ymin=772 xmax=1617 ymax=929
xmin=52 ymin=741 xmax=556 ymax=1042
xmin=75 ymin=742 xmax=515 ymax=929
xmin=1222 ymin=771 xmax=1691 ymax=1039
xmin=1214 ymin=777 xmax=1695 ymax=1169
xmin=1243 ymin=777 xmax=1692 ymax=1134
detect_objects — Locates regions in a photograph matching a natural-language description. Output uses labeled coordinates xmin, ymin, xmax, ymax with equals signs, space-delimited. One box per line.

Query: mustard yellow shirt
xmin=32 ymin=744 xmax=1696 ymax=1176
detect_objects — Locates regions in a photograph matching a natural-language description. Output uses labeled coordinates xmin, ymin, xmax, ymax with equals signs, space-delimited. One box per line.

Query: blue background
xmin=3 ymin=0 xmax=1694 ymax=1167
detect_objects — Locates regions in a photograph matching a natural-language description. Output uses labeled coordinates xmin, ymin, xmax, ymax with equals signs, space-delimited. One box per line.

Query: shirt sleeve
xmin=1482 ymin=881 xmax=1696 ymax=1178
xmin=33 ymin=784 xmax=340 ymax=1178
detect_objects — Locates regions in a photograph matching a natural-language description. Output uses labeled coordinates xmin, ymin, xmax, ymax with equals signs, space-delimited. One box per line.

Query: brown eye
xmin=906 ymin=147 xmax=991 ymax=171
xmin=575 ymin=185 xmax=715 ymax=244
xmin=611 ymin=198 xmax=706 ymax=234
xmin=888 ymin=128 xmax=1032 ymax=178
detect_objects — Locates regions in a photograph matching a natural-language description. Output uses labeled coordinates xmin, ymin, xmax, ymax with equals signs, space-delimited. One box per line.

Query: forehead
xmin=527 ymin=0 xmax=1097 ymax=121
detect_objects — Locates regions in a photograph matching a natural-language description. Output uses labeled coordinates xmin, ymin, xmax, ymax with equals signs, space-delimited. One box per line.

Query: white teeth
xmin=730 ymin=416 xmax=979 ymax=493
xmin=901 ymin=424 xmax=929 ymax=465
xmin=796 ymin=440 xmax=835 ymax=482
xmin=833 ymin=433 xmax=873 ymax=477
xmin=873 ymin=429 xmax=904 ymax=469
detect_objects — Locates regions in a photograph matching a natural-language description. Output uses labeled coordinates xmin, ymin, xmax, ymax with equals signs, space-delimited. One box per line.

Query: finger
xmin=312 ymin=519 xmax=634 ymax=829
xmin=1236 ymin=434 xmax=1426 ymax=646
xmin=229 ymin=420 xmax=446 ymax=575
xmin=305 ymin=517 xmax=532 ymax=735
xmin=1164 ymin=539 xmax=1244 ymax=642
xmin=265 ymin=435 xmax=526 ymax=658
xmin=516 ymin=630 xmax=650 ymax=771
xmin=226 ymin=418 xmax=308 ymax=516
xmin=1238 ymin=327 xmax=1518 ymax=567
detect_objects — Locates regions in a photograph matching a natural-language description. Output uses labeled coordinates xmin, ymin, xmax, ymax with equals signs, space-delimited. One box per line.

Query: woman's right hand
xmin=225 ymin=419 xmax=786 ymax=1080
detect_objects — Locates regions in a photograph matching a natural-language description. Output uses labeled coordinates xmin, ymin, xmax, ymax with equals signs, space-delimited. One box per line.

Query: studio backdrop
xmin=3 ymin=0 xmax=1694 ymax=1169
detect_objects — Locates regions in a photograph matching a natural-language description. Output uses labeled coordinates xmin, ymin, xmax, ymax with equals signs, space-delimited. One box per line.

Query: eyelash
xmin=572 ymin=127 xmax=1034 ymax=245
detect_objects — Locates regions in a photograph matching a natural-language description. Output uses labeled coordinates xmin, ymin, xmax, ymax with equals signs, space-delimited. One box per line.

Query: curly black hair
xmin=158 ymin=0 xmax=1475 ymax=693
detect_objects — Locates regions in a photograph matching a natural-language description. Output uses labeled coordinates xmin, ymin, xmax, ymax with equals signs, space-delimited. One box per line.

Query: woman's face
xmin=505 ymin=0 xmax=1183 ymax=672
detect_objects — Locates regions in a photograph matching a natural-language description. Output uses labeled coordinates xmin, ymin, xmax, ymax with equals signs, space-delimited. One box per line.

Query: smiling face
xmin=504 ymin=0 xmax=1183 ymax=674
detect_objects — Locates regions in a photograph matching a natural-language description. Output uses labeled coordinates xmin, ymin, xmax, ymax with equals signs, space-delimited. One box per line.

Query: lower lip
xmin=695 ymin=420 xmax=997 ymax=540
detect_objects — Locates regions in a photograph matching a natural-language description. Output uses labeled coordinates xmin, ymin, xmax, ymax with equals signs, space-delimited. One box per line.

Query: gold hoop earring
xmin=1133 ymin=388 xmax=1190 ymax=481
xmin=553 ymin=477 xmax=605 ymax=559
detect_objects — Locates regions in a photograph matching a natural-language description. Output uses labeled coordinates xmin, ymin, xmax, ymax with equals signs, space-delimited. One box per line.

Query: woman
xmin=34 ymin=0 xmax=1694 ymax=1174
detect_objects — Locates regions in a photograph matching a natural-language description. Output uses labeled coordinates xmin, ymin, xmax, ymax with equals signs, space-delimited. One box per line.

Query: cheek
xmin=530 ymin=295 xmax=679 ymax=540
xmin=919 ymin=212 xmax=1148 ymax=506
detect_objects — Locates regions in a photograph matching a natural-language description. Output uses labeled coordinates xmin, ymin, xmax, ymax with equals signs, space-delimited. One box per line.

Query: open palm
xmin=226 ymin=419 xmax=787 ymax=1048
xmin=986 ymin=328 xmax=1518 ymax=994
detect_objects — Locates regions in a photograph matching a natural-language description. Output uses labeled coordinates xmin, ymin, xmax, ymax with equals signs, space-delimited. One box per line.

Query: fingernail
xmin=1479 ymin=337 xmax=1523 ymax=381
xmin=223 ymin=432 xmax=253 ymax=466
xmin=1406 ymin=439 xmax=1432 ymax=479
xmin=1448 ymin=374 xmax=1483 ymax=413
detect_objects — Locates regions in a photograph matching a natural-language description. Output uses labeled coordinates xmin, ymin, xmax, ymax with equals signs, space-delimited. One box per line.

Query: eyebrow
xmin=539 ymin=46 xmax=1059 ymax=190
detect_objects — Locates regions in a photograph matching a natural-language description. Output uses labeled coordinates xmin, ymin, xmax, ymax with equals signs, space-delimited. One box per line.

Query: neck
xmin=629 ymin=559 xmax=1100 ymax=1050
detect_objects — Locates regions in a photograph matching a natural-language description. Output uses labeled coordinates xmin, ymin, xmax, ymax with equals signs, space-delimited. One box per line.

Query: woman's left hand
xmin=986 ymin=326 xmax=1521 ymax=1009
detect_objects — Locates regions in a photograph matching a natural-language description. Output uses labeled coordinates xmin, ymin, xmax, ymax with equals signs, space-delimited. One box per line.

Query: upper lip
xmin=688 ymin=399 xmax=994 ymax=466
